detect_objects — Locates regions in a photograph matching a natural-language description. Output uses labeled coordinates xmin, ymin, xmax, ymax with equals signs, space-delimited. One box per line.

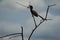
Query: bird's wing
xmin=32 ymin=10 xmax=39 ymax=17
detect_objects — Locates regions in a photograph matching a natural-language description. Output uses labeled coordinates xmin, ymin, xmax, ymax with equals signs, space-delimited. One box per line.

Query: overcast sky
xmin=0 ymin=0 xmax=60 ymax=40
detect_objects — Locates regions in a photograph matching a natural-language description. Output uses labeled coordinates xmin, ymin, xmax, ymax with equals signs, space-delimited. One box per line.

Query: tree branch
xmin=28 ymin=20 xmax=45 ymax=40
xmin=28 ymin=4 xmax=56 ymax=40
xmin=0 ymin=33 xmax=21 ymax=38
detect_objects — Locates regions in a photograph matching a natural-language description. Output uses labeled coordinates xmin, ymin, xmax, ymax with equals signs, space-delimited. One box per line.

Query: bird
xmin=27 ymin=5 xmax=45 ymax=20
xmin=16 ymin=2 xmax=56 ymax=21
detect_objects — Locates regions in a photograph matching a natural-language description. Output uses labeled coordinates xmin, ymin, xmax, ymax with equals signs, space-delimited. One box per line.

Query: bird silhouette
xmin=16 ymin=2 xmax=56 ymax=21
xmin=27 ymin=5 xmax=44 ymax=20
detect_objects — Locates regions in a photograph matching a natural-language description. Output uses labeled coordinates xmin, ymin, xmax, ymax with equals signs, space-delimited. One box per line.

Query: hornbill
xmin=27 ymin=5 xmax=44 ymax=20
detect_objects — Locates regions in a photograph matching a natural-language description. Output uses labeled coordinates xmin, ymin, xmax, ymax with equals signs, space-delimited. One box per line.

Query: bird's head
xmin=27 ymin=5 xmax=33 ymax=9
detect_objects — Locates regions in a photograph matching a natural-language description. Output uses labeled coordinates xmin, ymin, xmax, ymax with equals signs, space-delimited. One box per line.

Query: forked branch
xmin=28 ymin=4 xmax=56 ymax=40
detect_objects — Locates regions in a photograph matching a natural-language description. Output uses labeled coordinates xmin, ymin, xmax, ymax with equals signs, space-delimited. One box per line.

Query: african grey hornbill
xmin=27 ymin=5 xmax=44 ymax=20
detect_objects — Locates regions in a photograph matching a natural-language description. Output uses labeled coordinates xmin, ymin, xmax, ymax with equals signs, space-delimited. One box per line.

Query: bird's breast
xmin=31 ymin=10 xmax=38 ymax=17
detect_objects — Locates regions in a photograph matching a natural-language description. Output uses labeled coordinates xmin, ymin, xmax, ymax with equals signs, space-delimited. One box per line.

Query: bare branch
xmin=28 ymin=4 xmax=56 ymax=40
xmin=28 ymin=20 xmax=44 ymax=40
xmin=21 ymin=26 xmax=24 ymax=40
xmin=0 ymin=33 xmax=22 ymax=38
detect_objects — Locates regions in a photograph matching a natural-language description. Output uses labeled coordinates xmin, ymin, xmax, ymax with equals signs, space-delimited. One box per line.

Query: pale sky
xmin=0 ymin=0 xmax=60 ymax=40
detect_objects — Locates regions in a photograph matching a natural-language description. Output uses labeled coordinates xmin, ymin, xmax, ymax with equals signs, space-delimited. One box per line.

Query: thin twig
xmin=32 ymin=15 xmax=37 ymax=27
xmin=0 ymin=33 xmax=21 ymax=38
xmin=21 ymin=26 xmax=24 ymax=40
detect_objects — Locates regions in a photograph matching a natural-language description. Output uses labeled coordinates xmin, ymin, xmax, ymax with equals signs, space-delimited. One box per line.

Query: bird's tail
xmin=38 ymin=15 xmax=45 ymax=20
